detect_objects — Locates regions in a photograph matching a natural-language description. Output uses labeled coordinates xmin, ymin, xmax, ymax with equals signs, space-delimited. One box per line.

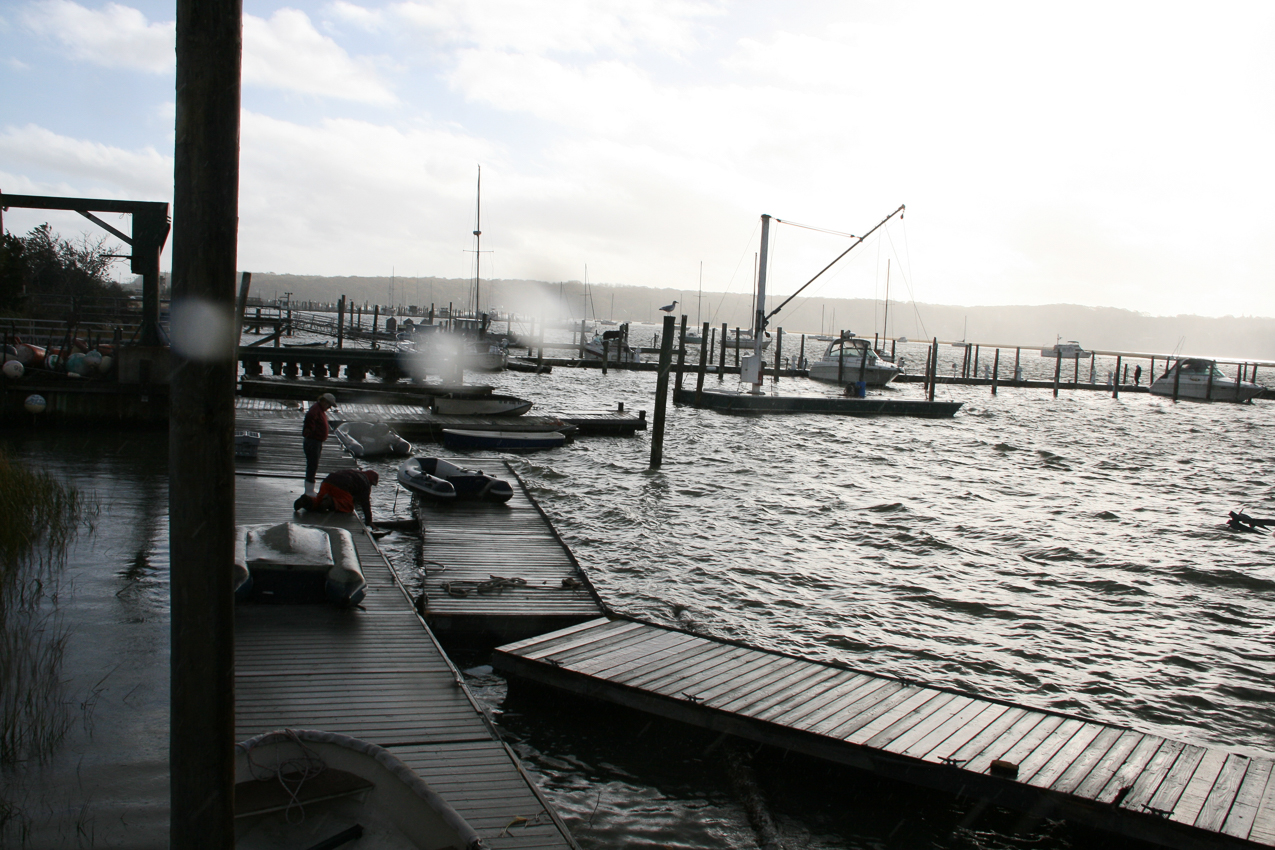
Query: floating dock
xmin=411 ymin=462 xmax=607 ymax=645
xmin=234 ymin=397 xmax=646 ymax=439
xmin=233 ymin=442 xmax=580 ymax=848
xmin=493 ymin=617 xmax=1275 ymax=850
xmin=673 ymin=386 xmax=963 ymax=417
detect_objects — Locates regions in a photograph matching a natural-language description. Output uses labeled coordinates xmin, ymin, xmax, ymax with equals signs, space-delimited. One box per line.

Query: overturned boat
xmin=414 ymin=457 xmax=513 ymax=502
xmin=430 ymin=393 xmax=532 ymax=416
xmin=235 ymin=522 xmax=367 ymax=607
xmin=441 ymin=429 xmax=567 ymax=452
xmin=335 ymin=421 xmax=413 ymax=457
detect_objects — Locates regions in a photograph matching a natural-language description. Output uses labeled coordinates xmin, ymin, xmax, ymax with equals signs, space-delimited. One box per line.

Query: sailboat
xmin=951 ymin=317 xmax=967 ymax=347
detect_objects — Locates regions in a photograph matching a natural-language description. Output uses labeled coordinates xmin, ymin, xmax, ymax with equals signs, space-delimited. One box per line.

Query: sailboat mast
xmin=472 ymin=165 xmax=482 ymax=318
xmin=882 ymin=258 xmax=890 ymax=342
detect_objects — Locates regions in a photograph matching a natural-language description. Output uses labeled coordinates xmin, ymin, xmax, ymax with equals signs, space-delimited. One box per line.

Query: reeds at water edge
xmin=0 ymin=448 xmax=87 ymax=841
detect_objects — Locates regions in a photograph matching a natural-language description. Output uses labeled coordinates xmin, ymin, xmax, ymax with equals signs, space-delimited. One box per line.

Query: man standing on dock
xmin=1134 ymin=364 xmax=1142 ymax=386
xmin=302 ymin=392 xmax=337 ymax=495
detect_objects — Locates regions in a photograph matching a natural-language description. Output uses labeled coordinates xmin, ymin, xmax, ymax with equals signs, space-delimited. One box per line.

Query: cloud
xmin=391 ymin=0 xmax=720 ymax=56
xmin=0 ymin=124 xmax=172 ymax=199
xmin=18 ymin=2 xmax=396 ymax=104
xmin=19 ymin=0 xmax=173 ymax=72
xmin=245 ymin=8 xmax=397 ymax=104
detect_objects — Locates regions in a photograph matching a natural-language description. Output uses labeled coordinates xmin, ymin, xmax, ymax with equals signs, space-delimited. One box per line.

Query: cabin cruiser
xmin=1040 ymin=338 xmax=1091 ymax=359
xmin=807 ymin=333 xmax=902 ymax=387
xmin=1150 ymin=358 xmax=1265 ymax=402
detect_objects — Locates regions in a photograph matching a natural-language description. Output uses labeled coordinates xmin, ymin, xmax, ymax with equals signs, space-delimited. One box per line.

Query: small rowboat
xmin=235 ymin=729 xmax=483 ymax=850
xmin=431 ymin=393 xmax=532 ymax=416
xmin=441 ymin=429 xmax=566 ymax=452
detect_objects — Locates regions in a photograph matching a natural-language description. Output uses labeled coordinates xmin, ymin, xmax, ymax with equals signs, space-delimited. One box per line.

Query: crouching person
xmin=294 ymin=468 xmax=379 ymax=526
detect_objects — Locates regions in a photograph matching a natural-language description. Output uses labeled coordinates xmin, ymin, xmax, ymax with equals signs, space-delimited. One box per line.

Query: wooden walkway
xmin=233 ymin=467 xmax=579 ymax=848
xmin=493 ymin=617 xmax=1275 ymax=850
xmin=235 ymin=397 xmax=645 ymax=438
xmin=411 ymin=463 xmax=606 ymax=645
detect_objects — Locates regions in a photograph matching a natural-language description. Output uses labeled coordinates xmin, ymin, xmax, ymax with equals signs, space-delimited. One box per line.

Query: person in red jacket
xmin=302 ymin=393 xmax=337 ymax=495
xmin=293 ymin=468 xmax=379 ymax=526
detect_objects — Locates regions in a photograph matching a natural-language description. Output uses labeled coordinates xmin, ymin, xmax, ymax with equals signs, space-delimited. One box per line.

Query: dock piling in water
xmin=650 ymin=314 xmax=676 ymax=469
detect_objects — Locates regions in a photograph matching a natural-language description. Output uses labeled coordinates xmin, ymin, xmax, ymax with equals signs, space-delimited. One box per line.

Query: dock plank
xmin=1183 ymin=751 xmax=1247 ymax=830
xmin=1245 ymin=760 xmax=1275 ymax=844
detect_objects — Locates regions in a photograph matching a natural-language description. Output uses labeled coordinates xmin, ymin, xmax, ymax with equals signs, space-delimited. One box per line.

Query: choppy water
xmin=3 ymin=329 xmax=1273 ymax=849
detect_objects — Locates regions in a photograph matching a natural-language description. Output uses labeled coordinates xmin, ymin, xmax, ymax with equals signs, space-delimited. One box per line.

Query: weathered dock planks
xmin=233 ymin=466 xmax=579 ymax=848
xmin=409 ymin=462 xmax=607 ymax=644
xmin=493 ymin=617 xmax=1275 ymax=850
xmin=235 ymin=396 xmax=645 ymax=438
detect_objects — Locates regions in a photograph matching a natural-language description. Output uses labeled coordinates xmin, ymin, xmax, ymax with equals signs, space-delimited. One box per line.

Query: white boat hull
xmin=1150 ymin=360 xmax=1264 ymax=402
xmin=234 ymin=729 xmax=482 ymax=850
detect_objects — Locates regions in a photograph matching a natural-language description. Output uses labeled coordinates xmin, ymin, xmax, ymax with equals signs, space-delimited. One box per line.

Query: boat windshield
xmin=1177 ymin=359 xmax=1226 ymax=378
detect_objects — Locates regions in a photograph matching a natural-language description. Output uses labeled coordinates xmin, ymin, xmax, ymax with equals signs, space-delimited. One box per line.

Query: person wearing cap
xmin=302 ymin=393 xmax=338 ymax=495
xmin=293 ymin=468 xmax=380 ymax=526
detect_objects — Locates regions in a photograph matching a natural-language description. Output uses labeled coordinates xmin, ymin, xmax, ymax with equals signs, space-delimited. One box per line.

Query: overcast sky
xmin=2 ymin=1 xmax=1273 ymax=318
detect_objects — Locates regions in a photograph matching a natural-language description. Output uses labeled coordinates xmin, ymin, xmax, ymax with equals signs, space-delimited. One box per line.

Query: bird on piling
xmin=659 ymin=300 xmax=678 ymax=313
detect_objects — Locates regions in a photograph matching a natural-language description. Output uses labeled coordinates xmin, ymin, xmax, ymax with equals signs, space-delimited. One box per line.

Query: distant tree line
xmin=0 ymin=224 xmax=126 ymax=316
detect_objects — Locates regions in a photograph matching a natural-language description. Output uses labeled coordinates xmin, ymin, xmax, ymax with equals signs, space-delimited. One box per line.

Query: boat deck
xmin=493 ymin=617 xmax=1275 ymax=850
xmin=233 ymin=465 xmax=579 ymax=848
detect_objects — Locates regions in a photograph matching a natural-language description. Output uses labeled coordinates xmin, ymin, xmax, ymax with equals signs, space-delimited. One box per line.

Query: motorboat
xmin=235 ymin=522 xmax=367 ymax=607
xmin=335 ymin=421 xmax=413 ymax=457
xmin=234 ymin=729 xmax=483 ymax=850
xmin=441 ymin=429 xmax=567 ymax=452
xmin=462 ymin=340 xmax=508 ymax=372
xmin=1040 ymin=337 xmax=1091 ymax=359
xmin=397 ymin=458 xmax=458 ymax=500
xmin=414 ymin=457 xmax=514 ymax=502
xmin=1150 ymin=358 xmax=1265 ymax=402
xmin=430 ymin=393 xmax=532 ymax=416
xmin=807 ymin=334 xmax=903 ymax=387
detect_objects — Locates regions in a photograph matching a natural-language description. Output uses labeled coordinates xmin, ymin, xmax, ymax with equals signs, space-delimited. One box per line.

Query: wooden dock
xmin=410 ymin=462 xmax=607 ymax=645
xmin=234 ymin=397 xmax=645 ymax=439
xmin=493 ymin=617 xmax=1275 ymax=850
xmin=233 ymin=453 xmax=580 ymax=848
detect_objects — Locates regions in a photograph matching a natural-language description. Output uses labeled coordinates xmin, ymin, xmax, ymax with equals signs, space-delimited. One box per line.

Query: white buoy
xmin=3 ymin=360 xmax=23 ymax=379
xmin=24 ymin=394 xmax=47 ymax=414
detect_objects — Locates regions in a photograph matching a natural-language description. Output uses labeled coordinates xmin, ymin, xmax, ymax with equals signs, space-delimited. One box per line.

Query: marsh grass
xmin=0 ymin=447 xmax=87 ymax=839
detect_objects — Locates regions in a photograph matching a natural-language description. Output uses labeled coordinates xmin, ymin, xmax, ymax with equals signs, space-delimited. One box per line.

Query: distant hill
xmin=233 ymin=272 xmax=1275 ymax=362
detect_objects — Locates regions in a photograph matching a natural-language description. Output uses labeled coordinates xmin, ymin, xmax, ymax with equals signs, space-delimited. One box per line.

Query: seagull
xmin=658 ymin=300 xmax=678 ymax=313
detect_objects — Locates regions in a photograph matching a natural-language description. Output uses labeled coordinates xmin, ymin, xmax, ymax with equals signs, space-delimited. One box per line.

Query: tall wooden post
xmin=1172 ymin=359 xmax=1181 ymax=401
xmin=1113 ymin=355 xmax=1122 ymax=398
xmin=372 ymin=305 xmax=379 ymax=350
xmin=1205 ymin=360 xmax=1215 ymax=401
xmin=1053 ymin=353 xmax=1062 ymax=397
xmin=674 ymin=314 xmax=688 ymax=394
xmin=799 ymin=334 xmax=806 ymax=370
xmin=336 ymin=295 xmax=345 ymax=348
xmin=579 ymin=319 xmax=587 ymax=359
xmin=719 ymin=322 xmax=727 ymax=378
xmin=696 ymin=321 xmax=709 ymax=404
xmin=928 ymin=338 xmax=938 ymax=401
xmin=972 ymin=345 xmax=980 ymax=379
xmin=774 ymin=327 xmax=783 ymax=381
xmin=1013 ymin=347 xmax=1021 ymax=382
xmin=650 ymin=314 xmax=676 ymax=468
xmin=1236 ymin=364 xmax=1244 ymax=401
xmin=991 ymin=348 xmax=999 ymax=395
xmin=170 ymin=1 xmax=240 ymax=846
xmin=601 ymin=339 xmax=609 ymax=375
xmin=734 ymin=327 xmax=741 ymax=368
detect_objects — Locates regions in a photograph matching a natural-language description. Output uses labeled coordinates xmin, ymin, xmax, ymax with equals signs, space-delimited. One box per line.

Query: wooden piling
xmin=1236 ymin=363 xmax=1244 ymax=401
xmin=734 ymin=327 xmax=741 ymax=368
xmin=774 ymin=327 xmax=783 ymax=382
xmin=336 ymin=295 xmax=345 ymax=348
xmin=991 ymin=348 xmax=999 ymax=395
xmin=601 ymin=339 xmax=609 ymax=375
xmin=1172 ymin=359 xmax=1181 ymax=401
xmin=928 ymin=338 xmax=937 ymax=402
xmin=579 ymin=319 xmax=587 ymax=359
xmin=1205 ymin=359 xmax=1215 ymax=401
xmin=1013 ymin=347 xmax=1021 ymax=381
xmin=719 ymin=322 xmax=727 ymax=378
xmin=696 ymin=321 xmax=710 ymax=404
xmin=675 ymin=315 xmax=688 ymax=394
xmin=973 ymin=344 xmax=980 ymax=378
xmin=1113 ymin=355 xmax=1121 ymax=398
xmin=1053 ymin=353 xmax=1061 ymax=397
xmin=1073 ymin=354 xmax=1079 ymax=385
xmin=372 ymin=305 xmax=379 ymax=350
xmin=650 ymin=314 xmax=676 ymax=469
xmin=170 ymin=0 xmax=240 ymax=844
